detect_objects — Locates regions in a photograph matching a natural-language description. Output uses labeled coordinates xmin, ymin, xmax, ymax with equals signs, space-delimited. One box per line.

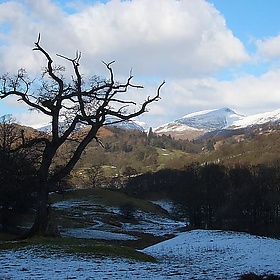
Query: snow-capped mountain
xmin=37 ymin=117 xmax=144 ymax=133
xmin=176 ymin=107 xmax=244 ymax=130
xmin=154 ymin=108 xmax=244 ymax=139
xmin=105 ymin=117 xmax=144 ymax=131
xmin=31 ymin=107 xmax=280 ymax=139
xmin=228 ymin=108 xmax=280 ymax=129
xmin=154 ymin=108 xmax=280 ymax=140
xmin=37 ymin=122 xmax=85 ymax=133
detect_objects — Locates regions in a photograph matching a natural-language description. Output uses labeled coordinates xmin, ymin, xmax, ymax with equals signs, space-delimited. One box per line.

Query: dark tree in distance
xmin=0 ymin=114 xmax=21 ymax=151
xmin=0 ymin=115 xmax=38 ymax=230
xmin=0 ymin=34 xmax=164 ymax=237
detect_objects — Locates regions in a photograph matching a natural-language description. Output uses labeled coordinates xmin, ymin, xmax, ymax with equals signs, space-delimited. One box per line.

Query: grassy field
xmin=0 ymin=235 xmax=156 ymax=262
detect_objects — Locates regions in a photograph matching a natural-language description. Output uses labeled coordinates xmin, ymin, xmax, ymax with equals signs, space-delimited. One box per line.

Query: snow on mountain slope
xmin=177 ymin=107 xmax=244 ymax=130
xmin=154 ymin=108 xmax=245 ymax=139
xmin=105 ymin=117 xmax=144 ymax=131
xmin=154 ymin=121 xmax=206 ymax=140
xmin=35 ymin=108 xmax=280 ymax=138
xmin=155 ymin=121 xmax=203 ymax=134
xmin=154 ymin=107 xmax=280 ymax=140
xmin=229 ymin=108 xmax=280 ymax=129
xmin=37 ymin=117 xmax=144 ymax=133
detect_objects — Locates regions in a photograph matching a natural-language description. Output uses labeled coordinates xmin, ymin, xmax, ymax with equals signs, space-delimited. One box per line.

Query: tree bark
xmin=31 ymin=186 xmax=49 ymax=234
xmin=21 ymin=185 xmax=61 ymax=238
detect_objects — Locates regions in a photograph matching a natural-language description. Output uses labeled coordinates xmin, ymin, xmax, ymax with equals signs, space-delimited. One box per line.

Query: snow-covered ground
xmin=1 ymin=230 xmax=280 ymax=279
xmin=52 ymin=198 xmax=185 ymax=239
xmin=143 ymin=230 xmax=280 ymax=279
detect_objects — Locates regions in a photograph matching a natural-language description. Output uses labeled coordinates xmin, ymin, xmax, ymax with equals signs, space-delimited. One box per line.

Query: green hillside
xmin=65 ymin=125 xmax=280 ymax=188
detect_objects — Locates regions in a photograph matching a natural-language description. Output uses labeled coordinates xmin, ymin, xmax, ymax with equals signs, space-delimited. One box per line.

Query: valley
xmin=1 ymin=107 xmax=280 ymax=279
xmin=1 ymin=187 xmax=280 ymax=279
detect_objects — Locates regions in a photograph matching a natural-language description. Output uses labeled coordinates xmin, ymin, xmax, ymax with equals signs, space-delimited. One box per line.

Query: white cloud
xmin=16 ymin=110 xmax=51 ymax=128
xmin=10 ymin=67 xmax=280 ymax=128
xmin=66 ymin=0 xmax=249 ymax=78
xmin=0 ymin=0 xmax=248 ymax=77
xmin=144 ymin=68 xmax=280 ymax=126
xmin=256 ymin=35 xmax=280 ymax=59
xmin=219 ymin=69 xmax=280 ymax=114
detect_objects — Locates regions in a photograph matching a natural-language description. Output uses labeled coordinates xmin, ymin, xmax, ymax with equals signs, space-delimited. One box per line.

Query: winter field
xmin=1 ymin=193 xmax=280 ymax=279
xmin=1 ymin=230 xmax=280 ymax=279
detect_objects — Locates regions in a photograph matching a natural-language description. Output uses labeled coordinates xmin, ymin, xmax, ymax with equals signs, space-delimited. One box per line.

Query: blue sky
xmin=1 ymin=0 xmax=280 ymax=128
xmin=210 ymin=0 xmax=280 ymax=80
xmin=212 ymin=0 xmax=280 ymax=39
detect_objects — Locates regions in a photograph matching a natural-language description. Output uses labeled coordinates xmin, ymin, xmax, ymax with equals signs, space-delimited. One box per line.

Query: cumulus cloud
xmin=66 ymin=0 xmax=249 ymax=78
xmin=0 ymin=0 xmax=248 ymax=77
xmin=149 ymin=68 xmax=280 ymax=126
xmin=256 ymin=35 xmax=280 ymax=59
xmin=219 ymin=69 xmax=280 ymax=113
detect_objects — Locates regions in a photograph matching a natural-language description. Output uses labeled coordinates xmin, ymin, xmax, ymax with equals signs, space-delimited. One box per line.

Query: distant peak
xmin=155 ymin=107 xmax=245 ymax=133
xmin=222 ymin=107 xmax=233 ymax=112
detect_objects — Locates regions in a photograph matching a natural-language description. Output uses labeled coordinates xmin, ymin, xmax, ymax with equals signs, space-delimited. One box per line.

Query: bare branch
xmin=36 ymin=33 xmax=41 ymax=45
xmin=105 ymin=80 xmax=165 ymax=120
xmin=33 ymin=34 xmax=64 ymax=93
xmin=11 ymin=136 xmax=49 ymax=153
xmin=56 ymin=51 xmax=81 ymax=66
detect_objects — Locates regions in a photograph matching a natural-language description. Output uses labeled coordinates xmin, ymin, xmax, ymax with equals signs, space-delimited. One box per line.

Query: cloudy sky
xmin=1 ymin=0 xmax=280 ymax=128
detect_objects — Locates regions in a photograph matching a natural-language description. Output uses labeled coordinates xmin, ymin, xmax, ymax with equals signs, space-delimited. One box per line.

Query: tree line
xmin=0 ymin=115 xmax=39 ymax=230
xmin=125 ymin=162 xmax=280 ymax=237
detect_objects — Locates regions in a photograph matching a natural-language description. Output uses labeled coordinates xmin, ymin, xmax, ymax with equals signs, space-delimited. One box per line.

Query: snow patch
xmin=230 ymin=108 xmax=280 ymax=129
xmin=142 ymin=230 xmax=280 ymax=279
xmin=1 ymin=230 xmax=280 ymax=279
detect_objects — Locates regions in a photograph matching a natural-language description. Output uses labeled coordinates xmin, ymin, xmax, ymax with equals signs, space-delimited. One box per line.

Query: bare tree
xmin=85 ymin=165 xmax=106 ymax=188
xmin=0 ymin=114 xmax=21 ymax=151
xmin=0 ymin=35 xmax=164 ymax=236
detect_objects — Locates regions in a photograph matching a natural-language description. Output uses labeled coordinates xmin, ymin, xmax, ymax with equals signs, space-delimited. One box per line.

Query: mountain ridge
xmin=37 ymin=117 xmax=145 ymax=133
xmin=3 ymin=107 xmax=280 ymax=141
xmin=154 ymin=107 xmax=280 ymax=140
